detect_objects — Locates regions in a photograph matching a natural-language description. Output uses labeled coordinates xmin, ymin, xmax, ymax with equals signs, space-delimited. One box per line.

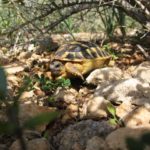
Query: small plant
xmin=102 ymin=44 xmax=118 ymax=60
xmin=107 ymin=102 xmax=121 ymax=126
xmin=36 ymin=75 xmax=71 ymax=92
xmin=24 ymin=75 xmax=71 ymax=93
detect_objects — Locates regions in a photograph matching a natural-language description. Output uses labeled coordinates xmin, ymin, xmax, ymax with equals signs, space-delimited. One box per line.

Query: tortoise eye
xmin=55 ymin=64 xmax=61 ymax=68
xmin=53 ymin=61 xmax=63 ymax=69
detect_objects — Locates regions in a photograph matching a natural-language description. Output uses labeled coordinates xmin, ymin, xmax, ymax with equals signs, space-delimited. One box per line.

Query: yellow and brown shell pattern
xmin=53 ymin=42 xmax=110 ymax=61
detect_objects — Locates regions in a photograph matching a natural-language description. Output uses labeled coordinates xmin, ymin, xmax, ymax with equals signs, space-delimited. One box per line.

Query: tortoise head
xmin=50 ymin=60 xmax=65 ymax=77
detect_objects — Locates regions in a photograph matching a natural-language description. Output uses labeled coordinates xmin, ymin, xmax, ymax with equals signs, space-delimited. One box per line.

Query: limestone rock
xmin=18 ymin=51 xmax=32 ymax=60
xmin=20 ymin=91 xmax=35 ymax=100
xmin=7 ymin=75 xmax=20 ymax=87
xmin=116 ymin=101 xmax=136 ymax=119
xmin=86 ymin=96 xmax=108 ymax=119
xmin=9 ymin=138 xmax=50 ymax=150
xmin=95 ymin=78 xmax=150 ymax=106
xmin=4 ymin=63 xmax=26 ymax=74
xmin=86 ymin=136 xmax=108 ymax=150
xmin=27 ymin=138 xmax=50 ymax=150
xmin=106 ymin=127 xmax=150 ymax=150
xmin=54 ymin=88 xmax=78 ymax=105
xmin=116 ymin=102 xmax=150 ymax=128
xmin=124 ymin=106 xmax=150 ymax=128
xmin=0 ymin=56 xmax=9 ymax=65
xmin=53 ymin=120 xmax=114 ymax=150
xmin=132 ymin=61 xmax=150 ymax=83
xmin=61 ymin=104 xmax=79 ymax=123
xmin=19 ymin=104 xmax=56 ymax=132
xmin=86 ymin=67 xmax=123 ymax=85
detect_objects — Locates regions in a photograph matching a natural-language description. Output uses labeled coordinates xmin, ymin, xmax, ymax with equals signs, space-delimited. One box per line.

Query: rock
xmin=9 ymin=139 xmax=26 ymax=150
xmin=86 ymin=136 xmax=108 ymax=150
xmin=34 ymin=89 xmax=45 ymax=97
xmin=4 ymin=63 xmax=26 ymax=74
xmin=20 ymin=91 xmax=35 ymax=100
xmin=19 ymin=104 xmax=57 ymax=132
xmin=77 ymin=87 xmax=94 ymax=119
xmin=18 ymin=51 xmax=32 ymax=60
xmin=28 ymin=44 xmax=36 ymax=52
xmin=0 ymin=144 xmax=7 ymax=150
xmin=27 ymin=138 xmax=50 ymax=150
xmin=61 ymin=104 xmax=79 ymax=123
xmin=36 ymin=36 xmax=58 ymax=52
xmin=56 ymin=87 xmax=103 ymax=122
xmin=116 ymin=101 xmax=136 ymax=120
xmin=95 ymin=78 xmax=150 ymax=106
xmin=53 ymin=120 xmax=115 ymax=150
xmin=23 ymin=130 xmax=41 ymax=140
xmin=54 ymin=88 xmax=78 ymax=105
xmin=7 ymin=75 xmax=20 ymax=87
xmin=0 ymin=56 xmax=9 ymax=65
xmin=123 ymin=106 xmax=150 ymax=128
xmin=54 ymin=88 xmax=78 ymax=122
xmin=116 ymin=103 xmax=150 ymax=128
xmin=106 ymin=127 xmax=150 ymax=150
xmin=132 ymin=61 xmax=150 ymax=83
xmin=9 ymin=138 xmax=50 ymax=150
xmin=86 ymin=67 xmax=123 ymax=85
xmin=86 ymin=96 xmax=108 ymax=119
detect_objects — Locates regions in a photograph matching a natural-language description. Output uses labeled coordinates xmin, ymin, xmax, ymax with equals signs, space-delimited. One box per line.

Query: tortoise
xmin=50 ymin=41 xmax=111 ymax=80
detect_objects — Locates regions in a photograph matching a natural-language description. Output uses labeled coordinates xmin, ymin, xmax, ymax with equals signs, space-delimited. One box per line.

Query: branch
xmin=44 ymin=3 xmax=110 ymax=33
xmin=2 ymin=0 xmax=110 ymax=35
xmin=1 ymin=0 xmax=150 ymax=36
xmin=116 ymin=0 xmax=150 ymax=30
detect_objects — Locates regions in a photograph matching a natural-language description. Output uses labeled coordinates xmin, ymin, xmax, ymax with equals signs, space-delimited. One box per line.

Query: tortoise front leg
xmin=65 ymin=62 xmax=84 ymax=80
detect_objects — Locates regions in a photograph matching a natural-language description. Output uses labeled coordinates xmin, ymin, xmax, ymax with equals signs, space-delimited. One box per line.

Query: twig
xmin=12 ymin=31 xmax=21 ymax=52
xmin=136 ymin=44 xmax=150 ymax=60
xmin=51 ymin=2 xmax=76 ymax=41
xmin=1 ymin=1 xmax=113 ymax=35
xmin=44 ymin=3 xmax=110 ymax=33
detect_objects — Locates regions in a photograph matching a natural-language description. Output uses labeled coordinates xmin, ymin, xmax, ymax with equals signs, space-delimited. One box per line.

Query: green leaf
xmin=23 ymin=111 xmax=60 ymax=129
xmin=109 ymin=118 xmax=117 ymax=125
xmin=107 ymin=103 xmax=116 ymax=117
xmin=0 ymin=67 xmax=7 ymax=100
xmin=57 ymin=78 xmax=71 ymax=87
xmin=0 ymin=121 xmax=15 ymax=134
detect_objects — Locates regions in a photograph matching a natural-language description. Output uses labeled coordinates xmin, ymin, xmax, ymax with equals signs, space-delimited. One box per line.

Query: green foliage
xmin=30 ymin=75 xmax=71 ymax=92
xmin=107 ymin=103 xmax=119 ymax=126
xmin=115 ymin=9 xmax=126 ymax=37
xmin=58 ymin=18 xmax=76 ymax=33
xmin=0 ymin=3 xmax=22 ymax=34
xmin=0 ymin=1 xmax=142 ymax=42
xmin=41 ymin=77 xmax=71 ymax=91
xmin=47 ymin=96 xmax=56 ymax=106
xmin=102 ymin=44 xmax=118 ymax=60
xmin=98 ymin=7 xmax=117 ymax=38
xmin=0 ymin=67 xmax=7 ymax=100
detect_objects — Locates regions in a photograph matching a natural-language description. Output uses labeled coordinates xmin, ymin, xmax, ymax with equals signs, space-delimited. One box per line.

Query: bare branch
xmin=1 ymin=0 xmax=114 ymax=35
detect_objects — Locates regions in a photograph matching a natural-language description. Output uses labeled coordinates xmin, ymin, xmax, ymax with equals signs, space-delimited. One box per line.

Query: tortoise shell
xmin=53 ymin=41 xmax=110 ymax=62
